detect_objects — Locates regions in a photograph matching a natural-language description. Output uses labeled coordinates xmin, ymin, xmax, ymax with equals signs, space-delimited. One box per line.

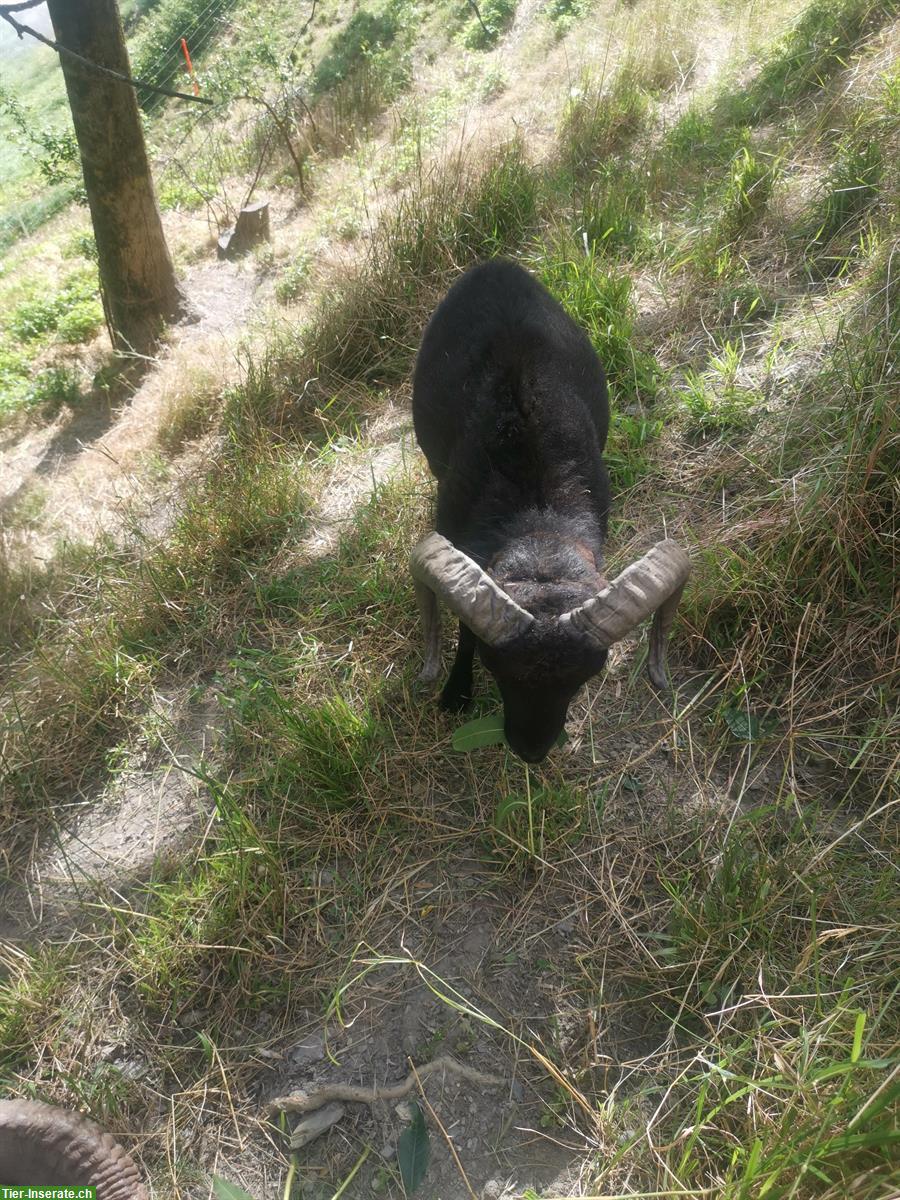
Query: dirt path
xmin=0 ymin=259 xmax=259 ymax=563
xmin=0 ymin=408 xmax=416 ymax=946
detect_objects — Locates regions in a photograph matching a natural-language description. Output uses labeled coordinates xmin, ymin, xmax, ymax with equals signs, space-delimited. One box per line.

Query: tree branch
xmin=298 ymin=0 xmax=318 ymax=38
xmin=464 ymin=0 xmax=490 ymax=37
xmin=0 ymin=9 xmax=215 ymax=105
xmin=265 ymin=1055 xmax=506 ymax=1117
xmin=237 ymin=92 xmax=307 ymax=195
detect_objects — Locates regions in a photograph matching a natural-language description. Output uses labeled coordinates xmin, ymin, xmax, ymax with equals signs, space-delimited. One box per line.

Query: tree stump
xmin=217 ymin=200 xmax=271 ymax=259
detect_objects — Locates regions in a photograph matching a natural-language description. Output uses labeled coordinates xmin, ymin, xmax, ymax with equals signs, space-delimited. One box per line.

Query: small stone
xmin=288 ymin=1033 xmax=326 ymax=1065
xmin=289 ymin=1102 xmax=345 ymax=1150
xmin=394 ymin=1100 xmax=414 ymax=1122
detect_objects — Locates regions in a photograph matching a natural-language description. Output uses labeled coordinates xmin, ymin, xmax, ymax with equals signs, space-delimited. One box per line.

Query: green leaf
xmin=452 ymin=714 xmax=506 ymax=751
xmin=212 ymin=1178 xmax=256 ymax=1200
xmin=722 ymin=705 xmax=776 ymax=741
xmin=397 ymin=1102 xmax=430 ymax=1194
xmin=452 ymin=716 xmax=569 ymax=753
xmin=494 ymin=793 xmax=527 ymax=826
xmin=851 ymin=1009 xmax=865 ymax=1063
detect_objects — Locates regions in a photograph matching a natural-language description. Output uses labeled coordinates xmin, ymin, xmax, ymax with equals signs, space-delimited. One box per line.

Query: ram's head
xmin=412 ymin=534 xmax=691 ymax=761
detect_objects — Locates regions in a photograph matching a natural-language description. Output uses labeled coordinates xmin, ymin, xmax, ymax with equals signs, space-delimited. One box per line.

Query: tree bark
xmin=46 ymin=0 xmax=186 ymax=356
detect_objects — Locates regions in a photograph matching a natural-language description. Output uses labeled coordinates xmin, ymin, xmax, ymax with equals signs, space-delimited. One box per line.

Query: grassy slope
xmin=1 ymin=0 xmax=898 ymax=1197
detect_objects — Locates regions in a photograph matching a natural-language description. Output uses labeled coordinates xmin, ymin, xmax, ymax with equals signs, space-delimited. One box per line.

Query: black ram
xmin=411 ymin=259 xmax=690 ymax=762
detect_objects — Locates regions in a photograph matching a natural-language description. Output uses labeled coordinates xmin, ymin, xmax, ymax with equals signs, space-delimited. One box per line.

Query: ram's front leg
xmin=440 ymin=621 xmax=475 ymax=712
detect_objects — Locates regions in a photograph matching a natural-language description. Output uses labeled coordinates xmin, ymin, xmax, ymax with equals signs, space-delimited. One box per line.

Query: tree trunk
xmin=46 ymin=0 xmax=186 ymax=356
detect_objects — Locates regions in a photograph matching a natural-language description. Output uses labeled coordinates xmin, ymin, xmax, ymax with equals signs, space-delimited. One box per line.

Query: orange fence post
xmin=180 ymin=37 xmax=199 ymax=96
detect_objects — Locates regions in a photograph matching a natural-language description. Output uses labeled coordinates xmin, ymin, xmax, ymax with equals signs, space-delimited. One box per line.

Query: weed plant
xmin=679 ymin=340 xmax=760 ymax=436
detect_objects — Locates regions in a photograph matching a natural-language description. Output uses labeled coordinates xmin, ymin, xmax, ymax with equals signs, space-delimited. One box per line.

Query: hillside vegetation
xmin=0 ymin=1 xmax=897 ymax=1198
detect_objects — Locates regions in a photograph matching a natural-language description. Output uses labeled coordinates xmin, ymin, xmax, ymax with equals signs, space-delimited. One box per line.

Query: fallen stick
xmin=265 ymin=1055 xmax=506 ymax=1117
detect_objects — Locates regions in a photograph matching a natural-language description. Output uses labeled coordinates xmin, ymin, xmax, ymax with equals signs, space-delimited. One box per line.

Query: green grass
xmin=242 ymin=136 xmax=539 ymax=433
xmin=536 ymin=245 xmax=661 ymax=406
xmin=312 ymin=1 xmax=415 ymax=98
xmin=805 ymin=125 xmax=885 ymax=276
xmin=718 ymin=144 xmax=778 ymax=238
xmin=0 ymin=184 xmax=74 ymax=255
xmin=619 ymin=798 xmax=900 ymax=1198
xmin=579 ymin=161 xmax=651 ymax=257
xmin=604 ymin=409 xmax=665 ymax=491
xmin=715 ymin=0 xmax=896 ymax=126
xmin=683 ymin=260 xmax=898 ymax=789
xmin=0 ymin=267 xmax=103 ymax=418
xmin=1 ymin=438 xmax=308 ymax=817
xmin=558 ymin=70 xmax=650 ymax=186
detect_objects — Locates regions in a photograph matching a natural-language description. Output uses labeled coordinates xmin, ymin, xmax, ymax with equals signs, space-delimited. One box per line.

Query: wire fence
xmin=0 ymin=0 xmax=420 ymax=270
xmin=0 ymin=0 xmax=335 ymax=237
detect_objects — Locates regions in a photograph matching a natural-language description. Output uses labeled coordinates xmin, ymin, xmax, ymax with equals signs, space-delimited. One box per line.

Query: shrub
xmin=8 ymin=295 xmax=62 ymax=341
xmin=546 ymin=0 xmax=590 ymax=29
xmin=0 ymin=345 xmax=31 ymax=418
xmin=63 ymin=230 xmax=99 ymax=262
xmin=7 ymin=274 xmax=100 ymax=343
xmin=56 ymin=299 xmax=104 ymax=344
xmin=25 ymin=366 xmax=83 ymax=413
xmin=274 ymin=254 xmax=313 ymax=305
xmin=462 ymin=0 xmax=516 ymax=49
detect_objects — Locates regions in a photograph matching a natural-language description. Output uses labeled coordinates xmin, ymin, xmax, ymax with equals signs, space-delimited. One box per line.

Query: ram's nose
xmin=503 ymin=718 xmax=564 ymax=764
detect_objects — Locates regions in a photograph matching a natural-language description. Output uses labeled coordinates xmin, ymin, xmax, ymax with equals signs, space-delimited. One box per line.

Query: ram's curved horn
xmin=0 ymin=1100 xmax=149 ymax=1197
xmin=560 ymin=539 xmax=691 ymax=688
xmin=411 ymin=532 xmax=534 ymax=677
